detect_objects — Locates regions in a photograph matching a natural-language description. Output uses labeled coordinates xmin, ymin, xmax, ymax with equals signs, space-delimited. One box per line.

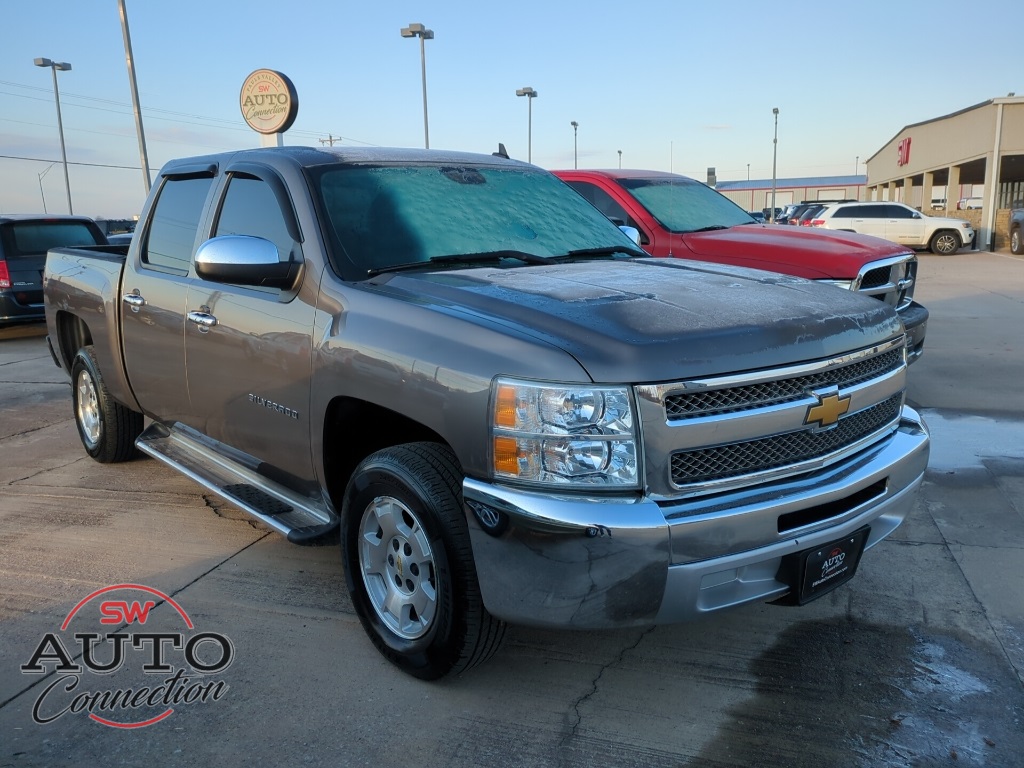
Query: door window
xmin=143 ymin=177 xmax=213 ymax=273
xmin=211 ymin=174 xmax=301 ymax=295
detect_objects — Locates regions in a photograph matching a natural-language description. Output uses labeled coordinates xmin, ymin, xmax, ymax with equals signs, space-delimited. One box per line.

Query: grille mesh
xmin=859 ymin=266 xmax=891 ymax=290
xmin=665 ymin=348 xmax=903 ymax=420
xmin=670 ymin=393 xmax=903 ymax=486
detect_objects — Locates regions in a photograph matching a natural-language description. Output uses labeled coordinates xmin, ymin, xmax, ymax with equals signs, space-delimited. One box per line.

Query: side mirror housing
xmin=194 ymin=235 xmax=299 ymax=289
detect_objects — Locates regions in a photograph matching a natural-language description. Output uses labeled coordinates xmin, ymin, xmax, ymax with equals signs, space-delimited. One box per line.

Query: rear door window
xmin=142 ymin=177 xmax=213 ymax=274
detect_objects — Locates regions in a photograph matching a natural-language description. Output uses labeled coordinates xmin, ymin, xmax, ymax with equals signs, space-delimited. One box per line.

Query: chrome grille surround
xmin=634 ymin=337 xmax=907 ymax=500
xmin=853 ymin=254 xmax=917 ymax=310
xmin=665 ymin=346 xmax=903 ymax=420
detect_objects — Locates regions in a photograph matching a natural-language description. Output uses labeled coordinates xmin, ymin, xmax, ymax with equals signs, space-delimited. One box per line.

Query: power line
xmin=0 ymin=79 xmax=380 ymax=146
xmin=0 ymin=153 xmax=154 ymax=172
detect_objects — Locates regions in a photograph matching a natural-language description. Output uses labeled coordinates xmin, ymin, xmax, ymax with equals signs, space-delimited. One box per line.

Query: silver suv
xmin=810 ymin=202 xmax=974 ymax=255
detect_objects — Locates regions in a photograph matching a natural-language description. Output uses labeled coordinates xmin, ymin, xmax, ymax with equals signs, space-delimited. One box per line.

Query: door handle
xmin=187 ymin=310 xmax=218 ymax=333
xmin=122 ymin=292 xmax=145 ymax=312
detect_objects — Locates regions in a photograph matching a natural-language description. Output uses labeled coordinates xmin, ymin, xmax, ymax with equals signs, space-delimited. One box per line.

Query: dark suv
xmin=0 ymin=215 xmax=106 ymax=326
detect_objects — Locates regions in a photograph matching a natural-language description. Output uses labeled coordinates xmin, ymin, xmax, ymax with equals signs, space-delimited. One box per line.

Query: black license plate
xmin=780 ymin=526 xmax=870 ymax=605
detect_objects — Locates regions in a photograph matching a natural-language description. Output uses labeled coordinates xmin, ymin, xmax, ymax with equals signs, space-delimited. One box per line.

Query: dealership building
xmin=717 ymin=94 xmax=1024 ymax=250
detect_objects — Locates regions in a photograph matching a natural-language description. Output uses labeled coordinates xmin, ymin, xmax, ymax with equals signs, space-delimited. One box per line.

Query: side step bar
xmin=136 ymin=423 xmax=338 ymax=544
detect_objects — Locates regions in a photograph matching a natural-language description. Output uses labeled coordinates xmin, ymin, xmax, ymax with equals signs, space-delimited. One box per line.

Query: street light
xmin=516 ymin=87 xmax=538 ymax=163
xmin=400 ymin=23 xmax=434 ymax=149
xmin=34 ymin=57 xmax=73 ymax=214
xmin=771 ymin=107 xmax=779 ymax=223
xmin=618 ymin=150 xmax=622 ymax=169
xmin=570 ymin=121 xmax=578 ymax=169
xmin=38 ymin=163 xmax=56 ymax=213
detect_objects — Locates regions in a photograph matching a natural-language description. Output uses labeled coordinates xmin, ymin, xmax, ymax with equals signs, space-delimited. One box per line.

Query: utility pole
xmin=319 ymin=135 xmax=341 ymax=146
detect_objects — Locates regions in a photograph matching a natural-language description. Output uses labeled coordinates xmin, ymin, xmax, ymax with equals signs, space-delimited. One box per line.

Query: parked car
xmin=552 ymin=169 xmax=928 ymax=361
xmin=0 ymin=215 xmax=106 ymax=326
xmin=105 ymin=232 xmax=135 ymax=246
xmin=1009 ymin=206 xmax=1024 ymax=254
xmin=795 ymin=204 xmax=827 ymax=226
xmin=747 ymin=211 xmax=766 ymax=223
xmin=958 ymin=197 xmax=983 ymax=210
xmin=810 ymin=201 xmax=974 ymax=255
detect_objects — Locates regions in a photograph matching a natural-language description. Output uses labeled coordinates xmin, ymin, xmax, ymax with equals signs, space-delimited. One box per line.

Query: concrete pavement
xmin=1 ymin=248 xmax=1022 ymax=767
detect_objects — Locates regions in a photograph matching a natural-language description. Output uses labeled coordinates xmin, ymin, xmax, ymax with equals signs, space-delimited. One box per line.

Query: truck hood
xmin=679 ymin=225 xmax=910 ymax=280
xmin=373 ymin=259 xmax=903 ymax=382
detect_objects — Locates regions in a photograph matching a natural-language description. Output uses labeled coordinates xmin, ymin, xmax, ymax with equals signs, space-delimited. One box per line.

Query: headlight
xmin=490 ymin=378 xmax=639 ymax=488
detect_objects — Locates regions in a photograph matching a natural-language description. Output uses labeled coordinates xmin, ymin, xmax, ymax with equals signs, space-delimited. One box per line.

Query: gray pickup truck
xmin=44 ymin=147 xmax=930 ymax=679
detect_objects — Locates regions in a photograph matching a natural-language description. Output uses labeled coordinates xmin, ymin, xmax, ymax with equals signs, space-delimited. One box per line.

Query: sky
xmin=1 ymin=0 xmax=1021 ymax=219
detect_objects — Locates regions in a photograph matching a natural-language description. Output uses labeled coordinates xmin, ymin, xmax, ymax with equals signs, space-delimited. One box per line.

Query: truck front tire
xmin=340 ymin=443 xmax=505 ymax=679
xmin=71 ymin=346 xmax=143 ymax=463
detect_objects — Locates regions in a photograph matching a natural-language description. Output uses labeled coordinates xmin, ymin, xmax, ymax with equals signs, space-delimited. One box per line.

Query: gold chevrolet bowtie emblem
xmin=805 ymin=392 xmax=851 ymax=428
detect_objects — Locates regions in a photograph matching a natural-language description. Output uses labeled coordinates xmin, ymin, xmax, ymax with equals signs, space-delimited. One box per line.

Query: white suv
xmin=811 ymin=202 xmax=974 ymax=255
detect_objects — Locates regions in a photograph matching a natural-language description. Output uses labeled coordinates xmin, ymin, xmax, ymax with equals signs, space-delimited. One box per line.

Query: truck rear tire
xmin=71 ymin=346 xmax=143 ymax=463
xmin=340 ymin=442 xmax=505 ymax=679
xmin=1012 ymin=227 xmax=1022 ymax=255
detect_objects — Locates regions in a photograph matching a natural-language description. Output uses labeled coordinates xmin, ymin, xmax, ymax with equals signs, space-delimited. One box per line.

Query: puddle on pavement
xmin=691 ymin=618 xmax=1023 ymax=768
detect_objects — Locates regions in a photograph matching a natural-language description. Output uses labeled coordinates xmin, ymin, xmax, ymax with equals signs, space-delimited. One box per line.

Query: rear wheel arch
xmin=56 ymin=312 xmax=92 ymax=371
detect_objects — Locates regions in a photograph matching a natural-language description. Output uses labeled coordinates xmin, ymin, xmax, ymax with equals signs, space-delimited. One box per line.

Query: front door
xmin=183 ymin=170 xmax=316 ymax=489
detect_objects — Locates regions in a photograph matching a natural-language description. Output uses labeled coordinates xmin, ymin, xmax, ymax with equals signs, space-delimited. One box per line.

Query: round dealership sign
xmin=239 ymin=69 xmax=298 ymax=135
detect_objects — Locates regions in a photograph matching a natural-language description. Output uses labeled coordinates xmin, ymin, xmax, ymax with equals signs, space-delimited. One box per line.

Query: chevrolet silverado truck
xmin=44 ymin=147 xmax=930 ymax=679
xmin=552 ymin=169 xmax=929 ymax=363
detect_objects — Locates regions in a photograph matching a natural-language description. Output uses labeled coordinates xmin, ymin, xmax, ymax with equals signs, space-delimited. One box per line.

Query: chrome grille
xmin=670 ymin=393 xmax=903 ymax=486
xmin=665 ymin=347 xmax=903 ymax=420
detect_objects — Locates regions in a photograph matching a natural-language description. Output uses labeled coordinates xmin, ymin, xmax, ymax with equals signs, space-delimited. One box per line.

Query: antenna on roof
xmin=492 ymin=143 xmax=509 ymax=159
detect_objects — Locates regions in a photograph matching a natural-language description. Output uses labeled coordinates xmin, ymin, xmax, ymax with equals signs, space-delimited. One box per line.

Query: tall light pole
xmin=618 ymin=150 xmax=622 ymax=169
xmin=516 ymin=87 xmax=537 ymax=163
xmin=401 ymin=23 xmax=434 ymax=149
xmin=570 ymin=121 xmax=578 ymax=169
xmin=771 ymin=107 xmax=779 ymax=222
xmin=34 ymin=57 xmax=73 ymax=214
xmin=118 ymin=0 xmax=151 ymax=193
xmin=38 ymin=163 xmax=56 ymax=213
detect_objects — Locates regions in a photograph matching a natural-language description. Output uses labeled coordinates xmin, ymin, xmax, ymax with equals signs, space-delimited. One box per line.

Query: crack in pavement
xmin=561 ymin=626 xmax=658 ymax=748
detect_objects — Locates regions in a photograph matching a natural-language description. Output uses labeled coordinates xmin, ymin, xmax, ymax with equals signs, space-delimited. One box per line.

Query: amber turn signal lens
xmin=493 ymin=436 xmax=520 ymax=475
xmin=494 ymin=384 xmax=517 ymax=428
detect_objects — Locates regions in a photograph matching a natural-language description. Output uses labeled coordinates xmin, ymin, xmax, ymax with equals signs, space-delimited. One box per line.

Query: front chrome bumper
xmin=463 ymin=407 xmax=929 ymax=629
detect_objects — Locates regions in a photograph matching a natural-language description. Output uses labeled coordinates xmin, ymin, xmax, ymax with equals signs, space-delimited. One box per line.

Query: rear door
xmin=120 ymin=169 xmax=216 ymax=422
xmin=837 ymin=204 xmax=887 ymax=238
xmin=183 ymin=165 xmax=317 ymax=487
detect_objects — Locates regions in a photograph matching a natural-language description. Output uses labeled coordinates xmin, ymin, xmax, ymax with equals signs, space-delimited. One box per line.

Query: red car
xmin=552 ymin=169 xmax=928 ymax=362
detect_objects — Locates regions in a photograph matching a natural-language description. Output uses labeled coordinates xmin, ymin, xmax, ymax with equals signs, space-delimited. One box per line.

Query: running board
xmin=136 ymin=423 xmax=337 ymax=544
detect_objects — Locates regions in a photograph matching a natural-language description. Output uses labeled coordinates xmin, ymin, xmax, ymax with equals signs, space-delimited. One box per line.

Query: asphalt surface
xmin=1 ymin=249 xmax=1022 ymax=767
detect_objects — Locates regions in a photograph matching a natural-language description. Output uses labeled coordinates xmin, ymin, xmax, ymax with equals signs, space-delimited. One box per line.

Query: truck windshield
xmin=313 ymin=164 xmax=637 ymax=279
xmin=617 ymin=177 xmax=755 ymax=234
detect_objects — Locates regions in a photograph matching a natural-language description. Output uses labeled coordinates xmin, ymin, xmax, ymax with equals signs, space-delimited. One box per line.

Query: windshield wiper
xmin=366 ymin=250 xmax=549 ymax=277
xmin=687 ymin=225 xmax=731 ymax=233
xmin=561 ymin=245 xmax=647 ymax=259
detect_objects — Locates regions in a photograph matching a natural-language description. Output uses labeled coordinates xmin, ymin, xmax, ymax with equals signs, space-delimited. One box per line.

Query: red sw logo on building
xmin=897 ymin=137 xmax=912 ymax=167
